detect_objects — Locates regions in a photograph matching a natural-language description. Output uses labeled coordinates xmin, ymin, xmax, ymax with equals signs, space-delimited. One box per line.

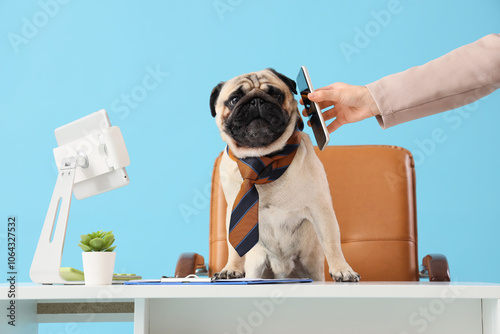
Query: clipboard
xmin=124 ymin=275 xmax=312 ymax=285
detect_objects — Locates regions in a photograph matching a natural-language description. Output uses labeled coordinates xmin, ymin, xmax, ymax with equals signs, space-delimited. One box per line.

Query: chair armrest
xmin=174 ymin=252 xmax=207 ymax=278
xmin=420 ymin=254 xmax=450 ymax=281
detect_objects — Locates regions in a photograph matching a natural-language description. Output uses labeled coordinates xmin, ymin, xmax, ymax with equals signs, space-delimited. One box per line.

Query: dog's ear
xmin=267 ymin=68 xmax=297 ymax=95
xmin=210 ymin=82 xmax=225 ymax=117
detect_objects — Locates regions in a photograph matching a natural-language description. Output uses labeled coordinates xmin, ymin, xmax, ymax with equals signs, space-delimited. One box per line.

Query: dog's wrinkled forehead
xmin=236 ymin=73 xmax=267 ymax=88
xmin=222 ymin=71 xmax=283 ymax=97
xmin=210 ymin=68 xmax=297 ymax=118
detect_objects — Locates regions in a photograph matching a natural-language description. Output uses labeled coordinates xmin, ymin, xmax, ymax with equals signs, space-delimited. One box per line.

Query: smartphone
xmin=296 ymin=66 xmax=330 ymax=150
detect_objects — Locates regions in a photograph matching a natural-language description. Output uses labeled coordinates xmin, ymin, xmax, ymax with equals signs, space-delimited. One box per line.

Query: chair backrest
xmin=209 ymin=145 xmax=419 ymax=281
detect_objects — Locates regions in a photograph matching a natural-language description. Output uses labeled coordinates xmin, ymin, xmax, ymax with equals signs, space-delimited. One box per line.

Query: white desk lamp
xmin=30 ymin=109 xmax=130 ymax=284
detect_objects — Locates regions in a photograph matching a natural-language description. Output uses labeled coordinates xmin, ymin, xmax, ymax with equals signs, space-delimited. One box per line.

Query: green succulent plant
xmin=78 ymin=230 xmax=116 ymax=252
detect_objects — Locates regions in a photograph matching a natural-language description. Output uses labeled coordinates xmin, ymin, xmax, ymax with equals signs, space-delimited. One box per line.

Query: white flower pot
xmin=82 ymin=252 xmax=116 ymax=286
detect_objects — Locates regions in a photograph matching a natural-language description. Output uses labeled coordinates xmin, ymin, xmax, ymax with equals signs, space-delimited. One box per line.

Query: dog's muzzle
xmin=224 ymin=91 xmax=290 ymax=148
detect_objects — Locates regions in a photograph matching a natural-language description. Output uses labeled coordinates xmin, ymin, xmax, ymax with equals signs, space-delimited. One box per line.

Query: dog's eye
xmin=230 ymin=97 xmax=240 ymax=106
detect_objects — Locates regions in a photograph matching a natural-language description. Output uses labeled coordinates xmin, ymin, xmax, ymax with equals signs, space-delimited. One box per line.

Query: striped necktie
xmin=226 ymin=130 xmax=302 ymax=257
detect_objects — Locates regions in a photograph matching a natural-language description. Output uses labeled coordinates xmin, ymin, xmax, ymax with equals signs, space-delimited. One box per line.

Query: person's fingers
xmin=301 ymin=95 xmax=333 ymax=109
xmin=308 ymin=89 xmax=342 ymax=104
xmin=322 ymin=106 xmax=339 ymax=122
xmin=313 ymin=82 xmax=351 ymax=93
xmin=302 ymin=99 xmax=334 ymax=112
xmin=313 ymin=84 xmax=336 ymax=92
xmin=327 ymin=118 xmax=344 ymax=133
xmin=313 ymin=82 xmax=346 ymax=92
xmin=303 ymin=105 xmax=337 ymax=119
xmin=316 ymin=100 xmax=335 ymax=109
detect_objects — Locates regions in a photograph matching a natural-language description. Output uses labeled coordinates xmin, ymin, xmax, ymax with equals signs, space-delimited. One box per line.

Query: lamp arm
xmin=29 ymin=153 xmax=87 ymax=284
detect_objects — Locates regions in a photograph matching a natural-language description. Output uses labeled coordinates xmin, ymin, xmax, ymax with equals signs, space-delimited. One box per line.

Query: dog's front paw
xmin=330 ymin=266 xmax=361 ymax=282
xmin=213 ymin=268 xmax=245 ymax=279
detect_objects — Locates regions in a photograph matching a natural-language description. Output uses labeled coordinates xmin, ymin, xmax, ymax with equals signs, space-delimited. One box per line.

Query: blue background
xmin=1 ymin=0 xmax=499 ymax=333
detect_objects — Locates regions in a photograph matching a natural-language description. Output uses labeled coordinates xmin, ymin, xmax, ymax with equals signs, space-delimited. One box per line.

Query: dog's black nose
xmin=250 ymin=97 xmax=263 ymax=108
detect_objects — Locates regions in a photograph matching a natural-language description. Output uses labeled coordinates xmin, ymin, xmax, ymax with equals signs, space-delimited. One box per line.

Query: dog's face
xmin=210 ymin=68 xmax=300 ymax=158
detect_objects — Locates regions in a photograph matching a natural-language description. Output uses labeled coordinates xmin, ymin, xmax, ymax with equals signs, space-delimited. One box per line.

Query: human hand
xmin=300 ymin=82 xmax=380 ymax=133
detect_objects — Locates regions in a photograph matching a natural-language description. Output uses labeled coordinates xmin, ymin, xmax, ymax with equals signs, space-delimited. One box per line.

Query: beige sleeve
xmin=366 ymin=33 xmax=500 ymax=129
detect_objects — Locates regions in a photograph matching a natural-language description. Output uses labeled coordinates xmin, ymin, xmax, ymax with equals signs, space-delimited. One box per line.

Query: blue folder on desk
xmin=124 ymin=278 xmax=313 ymax=285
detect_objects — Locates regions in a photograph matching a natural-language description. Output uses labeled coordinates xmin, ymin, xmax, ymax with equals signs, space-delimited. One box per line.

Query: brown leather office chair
xmin=176 ymin=145 xmax=450 ymax=282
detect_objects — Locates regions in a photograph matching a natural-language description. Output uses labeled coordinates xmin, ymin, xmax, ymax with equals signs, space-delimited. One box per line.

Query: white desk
xmin=1 ymin=282 xmax=499 ymax=334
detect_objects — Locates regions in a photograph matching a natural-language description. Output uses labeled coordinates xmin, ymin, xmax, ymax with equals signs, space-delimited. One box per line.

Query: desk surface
xmin=1 ymin=282 xmax=500 ymax=300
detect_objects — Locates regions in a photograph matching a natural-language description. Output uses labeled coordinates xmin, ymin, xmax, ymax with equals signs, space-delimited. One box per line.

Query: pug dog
xmin=209 ymin=68 xmax=360 ymax=282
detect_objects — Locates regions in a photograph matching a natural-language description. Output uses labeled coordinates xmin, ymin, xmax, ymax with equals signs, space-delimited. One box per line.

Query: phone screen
xmin=296 ymin=66 xmax=330 ymax=150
